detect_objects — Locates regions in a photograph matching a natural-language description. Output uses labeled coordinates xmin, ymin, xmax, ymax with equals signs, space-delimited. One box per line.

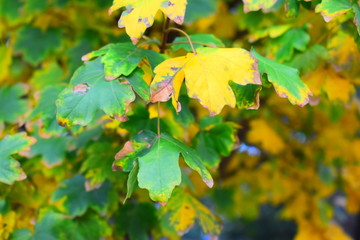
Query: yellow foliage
xmin=295 ymin=221 xmax=351 ymax=240
xmin=0 ymin=211 xmax=16 ymax=240
xmin=109 ymin=0 xmax=187 ymax=44
xmin=247 ymin=119 xmax=285 ymax=154
xmin=151 ymin=47 xmax=261 ymax=115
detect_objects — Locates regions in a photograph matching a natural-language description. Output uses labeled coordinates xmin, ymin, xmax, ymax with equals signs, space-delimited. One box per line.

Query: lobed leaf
xmin=151 ymin=47 xmax=261 ymax=115
xmin=251 ymin=48 xmax=312 ymax=106
xmin=109 ymin=0 xmax=187 ymax=44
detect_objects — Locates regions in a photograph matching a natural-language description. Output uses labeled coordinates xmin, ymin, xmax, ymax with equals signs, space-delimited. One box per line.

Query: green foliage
xmin=1 ymin=0 xmax=360 ymax=239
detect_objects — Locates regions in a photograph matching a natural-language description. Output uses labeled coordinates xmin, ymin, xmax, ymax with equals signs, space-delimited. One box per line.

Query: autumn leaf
xmin=242 ymin=0 xmax=279 ymax=13
xmin=0 ymin=133 xmax=36 ymax=184
xmin=151 ymin=47 xmax=261 ymax=115
xmin=109 ymin=0 xmax=187 ymax=44
xmin=315 ymin=0 xmax=352 ymax=22
xmin=161 ymin=188 xmax=221 ymax=236
xmin=251 ymin=48 xmax=312 ymax=106
xmin=247 ymin=119 xmax=285 ymax=154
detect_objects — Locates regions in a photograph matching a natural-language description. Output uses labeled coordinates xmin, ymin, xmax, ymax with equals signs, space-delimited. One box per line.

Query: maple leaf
xmin=0 ymin=133 xmax=36 ymax=184
xmin=109 ymin=0 xmax=187 ymax=44
xmin=251 ymin=49 xmax=312 ymax=106
xmin=56 ymin=58 xmax=136 ymax=126
xmin=0 ymin=84 xmax=27 ymax=124
xmin=114 ymin=130 xmax=213 ymax=202
xmin=51 ymin=175 xmax=112 ymax=217
xmin=151 ymin=47 xmax=261 ymax=115
xmin=161 ymin=188 xmax=221 ymax=236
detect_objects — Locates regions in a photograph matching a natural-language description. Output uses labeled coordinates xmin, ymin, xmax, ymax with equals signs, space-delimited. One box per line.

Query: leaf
xmin=151 ymin=47 xmax=261 ymax=115
xmin=30 ymin=136 xmax=68 ymax=167
xmin=114 ymin=131 xmax=213 ymax=202
xmin=287 ymin=44 xmax=329 ymax=74
xmin=251 ymin=48 xmax=312 ymax=106
xmin=242 ymin=0 xmax=279 ymax=13
xmin=82 ymin=43 xmax=145 ymax=80
xmin=122 ymin=67 xmax=151 ymax=102
xmin=124 ymin=163 xmax=138 ymax=203
xmin=315 ymin=0 xmax=352 ymax=22
xmin=0 ymin=133 xmax=36 ymax=184
xmin=33 ymin=210 xmax=111 ymax=240
xmin=14 ymin=26 xmax=62 ymax=65
xmin=114 ymin=130 xmax=157 ymax=172
xmin=115 ymin=203 xmax=158 ymax=240
xmin=184 ymin=0 xmax=217 ymax=24
xmin=51 ymin=175 xmax=112 ymax=217
xmin=194 ymin=117 xmax=237 ymax=168
xmin=247 ymin=119 xmax=285 ymax=154
xmin=29 ymin=62 xmax=64 ymax=90
xmin=275 ymin=28 xmax=310 ymax=62
xmin=353 ymin=4 xmax=360 ymax=35
xmin=0 ymin=84 xmax=27 ymax=123
xmin=81 ymin=141 xmax=120 ymax=188
xmin=229 ymin=82 xmax=261 ymax=110
xmin=161 ymin=188 xmax=221 ymax=236
xmin=171 ymin=34 xmax=225 ymax=52
xmin=56 ymin=58 xmax=136 ymax=126
xmin=0 ymin=45 xmax=12 ymax=82
xmin=109 ymin=0 xmax=187 ymax=44
xmin=29 ymin=85 xmax=65 ymax=134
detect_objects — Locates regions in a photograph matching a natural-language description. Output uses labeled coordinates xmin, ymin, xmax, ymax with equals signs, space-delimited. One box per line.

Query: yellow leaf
xmin=243 ymin=0 xmax=278 ymax=13
xmin=0 ymin=45 xmax=12 ymax=82
xmin=109 ymin=0 xmax=187 ymax=44
xmin=247 ymin=119 xmax=285 ymax=154
xmin=305 ymin=68 xmax=355 ymax=103
xmin=0 ymin=211 xmax=16 ymax=239
xmin=161 ymin=188 xmax=221 ymax=236
xmin=151 ymin=47 xmax=261 ymax=115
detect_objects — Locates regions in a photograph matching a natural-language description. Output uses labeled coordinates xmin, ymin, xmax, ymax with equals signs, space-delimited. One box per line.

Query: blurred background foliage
xmin=0 ymin=0 xmax=360 ymax=239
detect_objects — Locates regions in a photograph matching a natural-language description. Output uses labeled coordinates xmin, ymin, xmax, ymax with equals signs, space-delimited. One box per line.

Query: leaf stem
xmin=157 ymin=102 xmax=161 ymax=137
xmin=167 ymin=41 xmax=221 ymax=48
xmin=165 ymin=27 xmax=197 ymax=54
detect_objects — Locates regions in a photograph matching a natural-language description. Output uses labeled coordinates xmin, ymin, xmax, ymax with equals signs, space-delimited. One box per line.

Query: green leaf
xmin=115 ymin=131 xmax=213 ymax=202
xmin=287 ymin=44 xmax=329 ymax=74
xmin=115 ymin=203 xmax=158 ymax=240
xmin=10 ymin=229 xmax=32 ymax=240
xmin=114 ymin=130 xmax=157 ymax=172
xmin=30 ymin=135 xmax=68 ymax=167
xmin=14 ymin=26 xmax=62 ymax=65
xmin=185 ymin=0 xmax=217 ymax=24
xmin=29 ymin=62 xmax=64 ymax=90
xmin=0 ymin=0 xmax=23 ymax=24
xmin=137 ymin=136 xmax=182 ymax=203
xmin=24 ymin=0 xmax=48 ymax=14
xmin=251 ymin=48 xmax=312 ymax=106
xmin=51 ymin=175 xmax=112 ymax=217
xmin=82 ymin=43 xmax=145 ymax=80
xmin=56 ymin=58 xmax=136 ymax=126
xmin=122 ymin=68 xmax=151 ymax=102
xmin=353 ymin=3 xmax=360 ymax=35
xmin=81 ymin=141 xmax=121 ymax=188
xmin=29 ymin=85 xmax=65 ymax=135
xmin=171 ymin=34 xmax=225 ymax=52
xmin=194 ymin=118 xmax=237 ymax=168
xmin=230 ymin=82 xmax=262 ymax=110
xmin=0 ymin=133 xmax=35 ymax=184
xmin=124 ymin=164 xmax=138 ymax=203
xmin=161 ymin=188 xmax=221 ymax=236
xmin=0 ymin=84 xmax=27 ymax=123
xmin=315 ymin=0 xmax=352 ymax=22
xmin=275 ymin=28 xmax=310 ymax=62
